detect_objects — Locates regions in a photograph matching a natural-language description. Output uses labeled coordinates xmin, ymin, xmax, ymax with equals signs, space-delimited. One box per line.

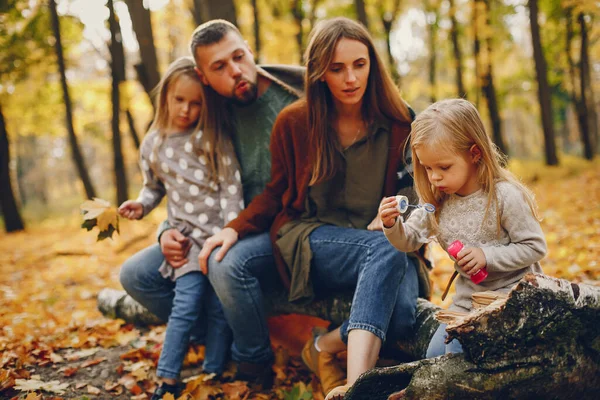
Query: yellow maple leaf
xmin=80 ymin=198 xmax=118 ymax=232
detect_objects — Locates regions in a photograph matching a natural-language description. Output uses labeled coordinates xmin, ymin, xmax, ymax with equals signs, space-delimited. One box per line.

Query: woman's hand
xmin=118 ymin=200 xmax=144 ymax=220
xmin=456 ymin=247 xmax=487 ymax=276
xmin=378 ymin=197 xmax=400 ymax=229
xmin=160 ymin=229 xmax=191 ymax=268
xmin=198 ymin=227 xmax=239 ymax=275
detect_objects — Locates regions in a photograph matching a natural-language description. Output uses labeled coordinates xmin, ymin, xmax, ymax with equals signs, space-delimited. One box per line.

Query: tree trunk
xmin=49 ymin=0 xmax=96 ymax=200
xmin=482 ymin=0 xmax=507 ymax=155
xmin=108 ymin=0 xmax=129 ymax=206
xmin=378 ymin=0 xmax=402 ymax=83
xmin=292 ymin=0 xmax=304 ymax=63
xmin=124 ymin=0 xmax=160 ymax=107
xmin=565 ymin=10 xmax=592 ymax=160
xmin=345 ymin=274 xmax=600 ymax=399
xmin=472 ymin=0 xmax=482 ymax=108
xmin=251 ymin=0 xmax=261 ymax=61
xmin=192 ymin=0 xmax=238 ymax=26
xmin=448 ymin=0 xmax=466 ymax=98
xmin=0 ymin=102 xmax=25 ymax=232
xmin=354 ymin=0 xmax=369 ymax=29
xmin=125 ymin=109 xmax=141 ymax=150
xmin=426 ymin=2 xmax=439 ymax=103
xmin=578 ymin=12 xmax=597 ymax=158
xmin=528 ymin=0 xmax=558 ymax=166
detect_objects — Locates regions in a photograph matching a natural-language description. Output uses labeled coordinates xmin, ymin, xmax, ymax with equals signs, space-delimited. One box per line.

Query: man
xmin=119 ymin=20 xmax=303 ymax=387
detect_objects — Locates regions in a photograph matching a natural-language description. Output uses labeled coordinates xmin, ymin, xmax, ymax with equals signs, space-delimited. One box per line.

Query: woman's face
xmin=322 ymin=38 xmax=370 ymax=109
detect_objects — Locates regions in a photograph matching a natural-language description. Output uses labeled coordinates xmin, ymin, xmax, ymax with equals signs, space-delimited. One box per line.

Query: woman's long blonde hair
xmin=304 ymin=17 xmax=412 ymax=185
xmin=411 ymin=98 xmax=540 ymax=234
xmin=148 ymin=56 xmax=232 ymax=181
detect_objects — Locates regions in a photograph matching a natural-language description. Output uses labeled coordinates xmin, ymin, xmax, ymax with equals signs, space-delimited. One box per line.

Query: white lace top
xmin=384 ymin=180 xmax=546 ymax=311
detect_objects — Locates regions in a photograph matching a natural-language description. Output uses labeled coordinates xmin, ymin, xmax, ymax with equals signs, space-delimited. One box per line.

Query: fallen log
xmin=344 ymin=273 xmax=600 ymax=399
xmin=97 ymin=288 xmax=440 ymax=361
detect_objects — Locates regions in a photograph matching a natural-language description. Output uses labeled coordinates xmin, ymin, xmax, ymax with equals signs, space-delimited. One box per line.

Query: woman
xmin=200 ymin=17 xmax=421 ymax=399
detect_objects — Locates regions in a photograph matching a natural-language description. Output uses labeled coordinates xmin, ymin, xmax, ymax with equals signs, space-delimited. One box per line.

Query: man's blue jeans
xmin=119 ymin=246 xmax=231 ymax=375
xmin=206 ymin=225 xmax=418 ymax=363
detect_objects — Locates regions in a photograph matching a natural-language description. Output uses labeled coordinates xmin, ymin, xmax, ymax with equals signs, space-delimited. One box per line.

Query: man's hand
xmin=118 ymin=200 xmax=144 ymax=220
xmin=456 ymin=247 xmax=487 ymax=276
xmin=160 ymin=229 xmax=191 ymax=268
xmin=198 ymin=227 xmax=239 ymax=275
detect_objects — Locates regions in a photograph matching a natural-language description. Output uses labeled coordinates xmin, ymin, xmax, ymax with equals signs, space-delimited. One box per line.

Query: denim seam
xmin=346 ymin=322 xmax=386 ymax=342
xmin=156 ymin=366 xmax=180 ymax=380
xmin=310 ymin=238 xmax=370 ymax=248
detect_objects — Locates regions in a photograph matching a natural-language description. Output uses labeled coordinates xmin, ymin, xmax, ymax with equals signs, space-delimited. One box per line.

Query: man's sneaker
xmin=151 ymin=382 xmax=180 ymax=400
xmin=234 ymin=361 xmax=274 ymax=390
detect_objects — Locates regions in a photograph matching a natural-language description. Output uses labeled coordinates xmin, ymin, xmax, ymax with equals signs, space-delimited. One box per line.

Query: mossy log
xmin=344 ymin=274 xmax=600 ymax=399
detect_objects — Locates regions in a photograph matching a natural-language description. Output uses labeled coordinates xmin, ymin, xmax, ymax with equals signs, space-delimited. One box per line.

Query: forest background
xmin=0 ymin=0 xmax=599 ymax=399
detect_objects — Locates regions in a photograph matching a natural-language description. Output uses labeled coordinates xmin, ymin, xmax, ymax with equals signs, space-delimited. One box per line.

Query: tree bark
xmin=107 ymin=0 xmax=129 ymax=206
xmin=291 ymin=0 xmax=304 ymax=63
xmin=473 ymin=0 xmax=482 ymax=108
xmin=49 ymin=0 xmax=96 ymax=200
xmin=0 ymin=102 xmax=25 ymax=232
xmin=378 ymin=0 xmax=402 ymax=83
xmin=426 ymin=1 xmax=440 ymax=103
xmin=528 ymin=0 xmax=558 ymax=166
xmin=578 ymin=12 xmax=597 ymax=158
xmin=192 ymin=0 xmax=238 ymax=26
xmin=345 ymin=274 xmax=600 ymax=399
xmin=448 ymin=0 xmax=466 ymax=99
xmin=251 ymin=0 xmax=261 ymax=61
xmin=125 ymin=109 xmax=141 ymax=150
xmin=354 ymin=0 xmax=369 ymax=30
xmin=481 ymin=0 xmax=507 ymax=155
xmin=124 ymin=0 xmax=160 ymax=107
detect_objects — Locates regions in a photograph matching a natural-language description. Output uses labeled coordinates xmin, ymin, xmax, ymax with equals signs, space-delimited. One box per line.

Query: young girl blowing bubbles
xmin=379 ymin=98 xmax=547 ymax=357
xmin=118 ymin=57 xmax=243 ymax=399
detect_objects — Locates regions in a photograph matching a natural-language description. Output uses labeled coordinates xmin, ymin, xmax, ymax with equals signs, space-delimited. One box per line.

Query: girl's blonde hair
xmin=148 ymin=56 xmax=232 ymax=181
xmin=304 ymin=17 xmax=412 ymax=185
xmin=410 ymin=98 xmax=540 ymax=234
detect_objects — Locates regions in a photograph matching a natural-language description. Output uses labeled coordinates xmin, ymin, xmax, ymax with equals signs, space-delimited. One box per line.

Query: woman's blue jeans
xmin=206 ymin=225 xmax=418 ymax=363
xmin=119 ymin=248 xmax=231 ymax=376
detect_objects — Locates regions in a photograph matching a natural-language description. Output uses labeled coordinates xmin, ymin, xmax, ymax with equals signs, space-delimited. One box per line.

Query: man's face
xmin=194 ymin=31 xmax=258 ymax=105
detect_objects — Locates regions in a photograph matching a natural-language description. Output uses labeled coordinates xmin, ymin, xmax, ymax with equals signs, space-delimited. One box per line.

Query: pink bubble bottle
xmin=447 ymin=240 xmax=488 ymax=284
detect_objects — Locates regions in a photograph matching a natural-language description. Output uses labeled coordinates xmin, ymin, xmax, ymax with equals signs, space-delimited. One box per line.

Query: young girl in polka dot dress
xmin=379 ymin=98 xmax=547 ymax=358
xmin=118 ymin=57 xmax=243 ymax=399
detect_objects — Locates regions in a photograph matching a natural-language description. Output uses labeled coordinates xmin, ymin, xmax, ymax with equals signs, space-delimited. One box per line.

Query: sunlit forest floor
xmin=1 ymin=157 xmax=599 ymax=399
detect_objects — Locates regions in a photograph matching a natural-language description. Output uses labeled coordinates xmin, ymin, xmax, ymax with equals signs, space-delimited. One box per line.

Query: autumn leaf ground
xmin=1 ymin=157 xmax=599 ymax=399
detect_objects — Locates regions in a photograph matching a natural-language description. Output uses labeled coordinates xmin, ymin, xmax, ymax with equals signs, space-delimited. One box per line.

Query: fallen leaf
xmin=80 ymin=357 xmax=106 ymax=368
xmin=62 ymin=367 xmax=78 ymax=377
xmin=14 ymin=378 xmax=70 ymax=395
xmin=87 ymin=384 xmax=101 ymax=395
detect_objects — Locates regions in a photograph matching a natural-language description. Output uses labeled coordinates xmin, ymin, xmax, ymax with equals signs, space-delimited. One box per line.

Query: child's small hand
xmin=118 ymin=200 xmax=144 ymax=220
xmin=379 ymin=196 xmax=401 ymax=229
xmin=456 ymin=247 xmax=487 ymax=276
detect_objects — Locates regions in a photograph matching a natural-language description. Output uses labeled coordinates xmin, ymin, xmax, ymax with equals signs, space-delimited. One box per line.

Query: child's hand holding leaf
xmin=118 ymin=200 xmax=144 ymax=220
xmin=80 ymin=198 xmax=120 ymax=241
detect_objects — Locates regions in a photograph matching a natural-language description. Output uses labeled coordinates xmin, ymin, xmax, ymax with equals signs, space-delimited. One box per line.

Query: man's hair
xmin=189 ymin=19 xmax=241 ymax=58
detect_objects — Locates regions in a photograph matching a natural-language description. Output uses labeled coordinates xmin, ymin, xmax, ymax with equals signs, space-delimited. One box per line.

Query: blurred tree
xmin=425 ymin=0 xmax=440 ymax=103
xmin=375 ymin=0 xmax=403 ymax=82
xmin=107 ymin=0 xmax=129 ymax=205
xmin=123 ymin=0 xmax=160 ymax=109
xmin=49 ymin=0 xmax=97 ymax=198
xmin=528 ymin=0 xmax=559 ymax=165
xmin=191 ymin=0 xmax=238 ymax=26
xmin=448 ymin=0 xmax=466 ymax=98
xmin=0 ymin=102 xmax=24 ymax=232
xmin=481 ymin=0 xmax=507 ymax=155
xmin=472 ymin=0 xmax=482 ymax=108
xmin=576 ymin=11 xmax=597 ymax=157
xmin=355 ymin=0 xmax=369 ymax=29
xmin=251 ymin=0 xmax=261 ymax=60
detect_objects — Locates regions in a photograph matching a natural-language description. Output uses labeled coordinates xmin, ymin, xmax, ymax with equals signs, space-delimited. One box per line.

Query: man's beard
xmin=230 ymin=79 xmax=258 ymax=106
